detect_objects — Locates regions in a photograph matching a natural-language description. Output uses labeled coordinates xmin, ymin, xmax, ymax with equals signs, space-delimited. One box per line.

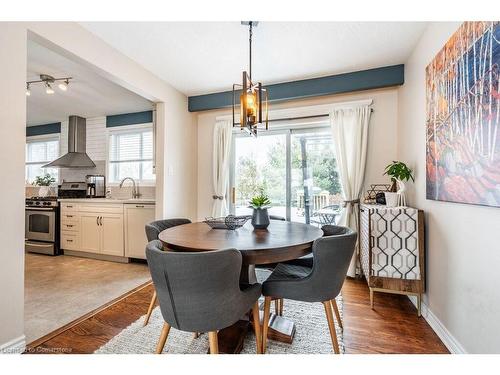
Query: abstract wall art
xmin=426 ymin=22 xmax=500 ymax=207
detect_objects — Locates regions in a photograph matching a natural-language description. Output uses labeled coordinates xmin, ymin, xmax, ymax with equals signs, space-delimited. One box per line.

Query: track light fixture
xmin=26 ymin=74 xmax=72 ymax=96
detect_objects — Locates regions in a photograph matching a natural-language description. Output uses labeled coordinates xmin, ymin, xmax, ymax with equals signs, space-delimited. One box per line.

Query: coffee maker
xmin=86 ymin=175 xmax=106 ymax=198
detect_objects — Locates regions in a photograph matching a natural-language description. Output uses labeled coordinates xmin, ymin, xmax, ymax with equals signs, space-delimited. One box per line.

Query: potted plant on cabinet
xmin=383 ymin=161 xmax=414 ymax=207
xmin=249 ymin=192 xmax=271 ymax=229
xmin=34 ymin=173 xmax=56 ymax=197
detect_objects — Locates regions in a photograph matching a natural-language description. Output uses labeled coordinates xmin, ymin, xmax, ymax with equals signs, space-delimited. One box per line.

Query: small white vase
xmin=396 ymin=180 xmax=407 ymax=206
xmin=384 ymin=192 xmax=399 ymax=207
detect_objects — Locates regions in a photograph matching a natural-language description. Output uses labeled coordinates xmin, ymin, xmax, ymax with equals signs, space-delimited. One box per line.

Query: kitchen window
xmin=107 ymin=124 xmax=155 ymax=184
xmin=25 ymin=136 xmax=59 ymax=183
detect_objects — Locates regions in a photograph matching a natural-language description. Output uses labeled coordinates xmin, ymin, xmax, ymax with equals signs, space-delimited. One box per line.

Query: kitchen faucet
xmin=119 ymin=177 xmax=141 ymax=199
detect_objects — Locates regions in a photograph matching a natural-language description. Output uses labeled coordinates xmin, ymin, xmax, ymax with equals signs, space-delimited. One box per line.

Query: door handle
xmin=96 ymin=216 xmax=99 ymax=226
xmin=99 ymin=216 xmax=103 ymax=226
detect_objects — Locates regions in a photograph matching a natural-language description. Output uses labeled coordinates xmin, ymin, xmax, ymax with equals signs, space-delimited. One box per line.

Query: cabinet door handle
xmin=135 ymin=205 xmax=145 ymax=208
xmin=66 ymin=205 xmax=73 ymax=208
xmin=66 ymin=224 xmax=74 ymax=228
xmin=99 ymin=216 xmax=103 ymax=226
xmin=96 ymin=216 xmax=99 ymax=226
xmin=67 ymin=239 xmax=73 ymax=242
xmin=66 ymin=215 xmax=74 ymax=218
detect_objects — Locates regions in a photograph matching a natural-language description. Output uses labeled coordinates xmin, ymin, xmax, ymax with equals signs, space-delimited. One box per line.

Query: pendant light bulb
xmin=58 ymin=79 xmax=69 ymax=91
xmin=26 ymin=84 xmax=31 ymax=96
xmin=45 ymin=82 xmax=54 ymax=94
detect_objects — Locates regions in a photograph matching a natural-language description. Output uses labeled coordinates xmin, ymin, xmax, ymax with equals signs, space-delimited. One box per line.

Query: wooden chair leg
xmin=262 ymin=296 xmax=272 ymax=353
xmin=155 ymin=322 xmax=171 ymax=354
xmin=251 ymin=301 xmax=262 ymax=354
xmin=369 ymin=288 xmax=374 ymax=309
xmin=323 ymin=301 xmax=340 ymax=354
xmin=144 ymin=290 xmax=157 ymax=326
xmin=331 ymin=298 xmax=343 ymax=329
xmin=208 ymin=331 xmax=219 ymax=354
xmin=279 ymin=298 xmax=284 ymax=316
xmin=274 ymin=298 xmax=279 ymax=315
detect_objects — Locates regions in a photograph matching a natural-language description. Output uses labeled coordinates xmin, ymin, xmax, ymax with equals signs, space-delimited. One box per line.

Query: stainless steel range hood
xmin=43 ymin=116 xmax=96 ymax=168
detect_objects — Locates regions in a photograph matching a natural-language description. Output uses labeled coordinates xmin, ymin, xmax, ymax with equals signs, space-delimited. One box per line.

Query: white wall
xmin=0 ymin=23 xmax=27 ymax=352
xmin=0 ymin=22 xmax=197 ymax=351
xmin=197 ymin=88 xmax=399 ymax=220
xmin=398 ymin=22 xmax=500 ymax=353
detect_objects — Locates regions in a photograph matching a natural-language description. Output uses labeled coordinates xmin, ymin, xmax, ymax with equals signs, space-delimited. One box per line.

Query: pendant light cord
xmin=249 ymin=21 xmax=253 ymax=80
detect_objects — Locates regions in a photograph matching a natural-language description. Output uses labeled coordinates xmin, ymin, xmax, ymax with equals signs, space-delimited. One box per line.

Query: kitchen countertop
xmin=58 ymin=198 xmax=156 ymax=204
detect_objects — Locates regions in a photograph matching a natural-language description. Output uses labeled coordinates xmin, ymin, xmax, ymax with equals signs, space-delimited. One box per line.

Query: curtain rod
xmin=233 ymin=108 xmax=374 ymax=126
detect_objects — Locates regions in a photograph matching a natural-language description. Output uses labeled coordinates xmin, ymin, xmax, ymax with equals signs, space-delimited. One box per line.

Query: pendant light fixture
xmin=232 ymin=21 xmax=269 ymax=137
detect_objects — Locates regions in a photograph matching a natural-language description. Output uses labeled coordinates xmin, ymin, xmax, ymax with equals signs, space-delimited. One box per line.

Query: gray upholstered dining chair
xmin=261 ymin=228 xmax=357 ymax=354
xmin=272 ymin=225 xmax=353 ymax=317
xmin=283 ymin=225 xmax=352 ymax=268
xmin=143 ymin=218 xmax=192 ymax=326
xmin=146 ymin=240 xmax=263 ymax=354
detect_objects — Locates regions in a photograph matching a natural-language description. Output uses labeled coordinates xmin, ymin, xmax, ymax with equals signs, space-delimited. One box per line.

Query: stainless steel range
xmin=25 ymin=196 xmax=60 ymax=255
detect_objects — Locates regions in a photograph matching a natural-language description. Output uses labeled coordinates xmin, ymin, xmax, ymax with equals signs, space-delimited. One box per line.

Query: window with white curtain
xmin=25 ymin=136 xmax=59 ymax=184
xmin=107 ymin=125 xmax=155 ymax=184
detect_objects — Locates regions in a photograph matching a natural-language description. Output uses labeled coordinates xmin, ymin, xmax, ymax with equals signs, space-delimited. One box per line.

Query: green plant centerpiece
xmin=33 ymin=173 xmax=56 ymax=198
xmin=384 ymin=161 xmax=414 ymax=192
xmin=34 ymin=174 xmax=56 ymax=187
xmin=249 ymin=192 xmax=271 ymax=230
xmin=383 ymin=161 xmax=414 ymax=207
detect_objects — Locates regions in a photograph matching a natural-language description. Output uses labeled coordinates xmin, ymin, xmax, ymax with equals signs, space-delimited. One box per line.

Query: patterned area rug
xmin=96 ymin=271 xmax=343 ymax=354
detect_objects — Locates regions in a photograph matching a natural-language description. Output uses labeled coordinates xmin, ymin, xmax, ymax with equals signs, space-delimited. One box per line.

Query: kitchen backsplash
xmin=59 ymin=160 xmax=106 ymax=182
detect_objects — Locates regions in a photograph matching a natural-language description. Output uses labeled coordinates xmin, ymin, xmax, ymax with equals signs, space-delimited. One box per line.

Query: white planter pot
xmin=384 ymin=192 xmax=399 ymax=207
xmin=38 ymin=186 xmax=50 ymax=197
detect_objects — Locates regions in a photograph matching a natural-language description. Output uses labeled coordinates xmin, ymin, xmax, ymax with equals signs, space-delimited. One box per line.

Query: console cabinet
xmin=359 ymin=204 xmax=425 ymax=316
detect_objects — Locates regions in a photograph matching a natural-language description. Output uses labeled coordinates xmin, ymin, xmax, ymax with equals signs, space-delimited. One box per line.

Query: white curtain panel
xmin=212 ymin=120 xmax=233 ymax=217
xmin=330 ymin=105 xmax=371 ymax=277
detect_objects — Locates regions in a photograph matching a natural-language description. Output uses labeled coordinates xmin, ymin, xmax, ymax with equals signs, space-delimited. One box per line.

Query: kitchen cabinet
xmin=79 ymin=212 xmax=124 ymax=256
xmin=80 ymin=213 xmax=101 ymax=253
xmin=60 ymin=200 xmax=155 ymax=261
xmin=101 ymin=214 xmax=124 ymax=256
xmin=124 ymin=203 xmax=155 ymax=259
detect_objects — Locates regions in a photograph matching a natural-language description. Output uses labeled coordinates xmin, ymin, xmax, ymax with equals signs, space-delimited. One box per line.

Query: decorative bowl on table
xmin=204 ymin=215 xmax=250 ymax=230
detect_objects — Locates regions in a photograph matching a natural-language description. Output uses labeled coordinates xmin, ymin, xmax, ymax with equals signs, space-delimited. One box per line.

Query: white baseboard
xmin=0 ymin=335 xmax=26 ymax=354
xmin=408 ymin=296 xmax=466 ymax=354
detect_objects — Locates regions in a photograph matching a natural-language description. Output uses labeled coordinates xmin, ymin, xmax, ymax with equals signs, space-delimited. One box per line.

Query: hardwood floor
xmin=26 ymin=278 xmax=449 ymax=354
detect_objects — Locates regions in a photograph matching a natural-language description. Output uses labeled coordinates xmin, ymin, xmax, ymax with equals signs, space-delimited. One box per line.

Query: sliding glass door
xmin=232 ymin=132 xmax=287 ymax=218
xmin=230 ymin=125 xmax=342 ymax=226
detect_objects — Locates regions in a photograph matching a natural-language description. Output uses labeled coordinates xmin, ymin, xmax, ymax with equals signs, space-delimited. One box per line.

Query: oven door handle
xmin=26 ymin=207 xmax=55 ymax=211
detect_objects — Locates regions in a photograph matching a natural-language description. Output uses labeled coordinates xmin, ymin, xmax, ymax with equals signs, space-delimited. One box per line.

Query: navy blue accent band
xmin=188 ymin=64 xmax=404 ymax=112
xmin=106 ymin=110 xmax=153 ymax=128
xmin=26 ymin=123 xmax=61 ymax=136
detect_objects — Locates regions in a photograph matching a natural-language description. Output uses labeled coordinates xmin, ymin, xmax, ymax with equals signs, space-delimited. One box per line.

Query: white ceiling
xmin=80 ymin=22 xmax=428 ymax=96
xmin=27 ymin=40 xmax=152 ymax=126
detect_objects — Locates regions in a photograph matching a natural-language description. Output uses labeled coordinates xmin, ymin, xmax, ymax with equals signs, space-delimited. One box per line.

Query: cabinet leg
xmin=417 ymin=294 xmax=422 ymax=317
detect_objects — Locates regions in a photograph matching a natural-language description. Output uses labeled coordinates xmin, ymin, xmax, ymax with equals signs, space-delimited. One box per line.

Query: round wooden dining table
xmin=158 ymin=220 xmax=323 ymax=353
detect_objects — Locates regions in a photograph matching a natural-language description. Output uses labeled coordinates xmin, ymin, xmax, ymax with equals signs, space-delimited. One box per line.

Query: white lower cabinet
xmin=61 ymin=202 xmax=128 ymax=258
xmin=124 ymin=204 xmax=155 ymax=259
xmin=80 ymin=213 xmax=101 ymax=253
xmin=101 ymin=214 xmax=124 ymax=256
